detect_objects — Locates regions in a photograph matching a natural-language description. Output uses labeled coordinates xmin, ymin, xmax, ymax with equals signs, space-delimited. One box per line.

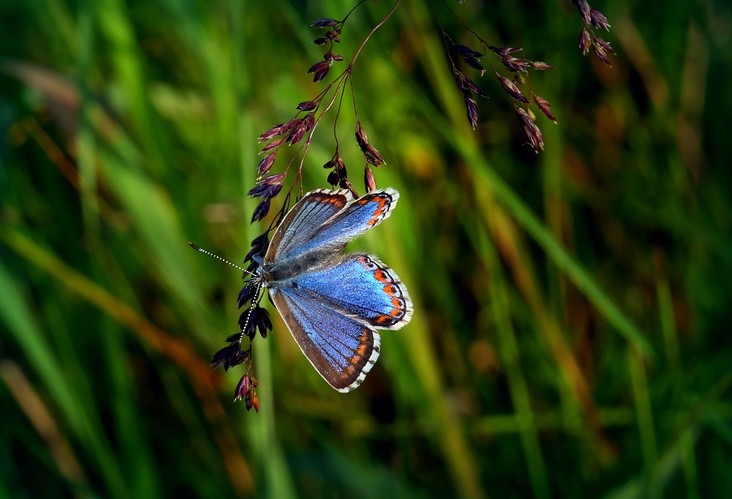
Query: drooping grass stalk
xmin=627 ymin=346 xmax=658 ymax=495
xmin=0 ymin=238 xmax=127 ymax=494
xmin=486 ymin=237 xmax=551 ymax=499
xmin=376 ymin=215 xmax=487 ymax=499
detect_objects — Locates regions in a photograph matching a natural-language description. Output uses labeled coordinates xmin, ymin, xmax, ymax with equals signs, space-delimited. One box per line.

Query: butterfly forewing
xmin=266 ymin=189 xmax=350 ymax=263
xmin=268 ymin=188 xmax=399 ymax=264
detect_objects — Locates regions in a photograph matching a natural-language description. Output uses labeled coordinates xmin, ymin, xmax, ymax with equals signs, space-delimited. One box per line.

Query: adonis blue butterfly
xmin=260 ymin=188 xmax=412 ymax=392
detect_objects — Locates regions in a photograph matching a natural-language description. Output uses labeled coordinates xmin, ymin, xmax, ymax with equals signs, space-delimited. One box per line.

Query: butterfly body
xmin=260 ymin=188 xmax=412 ymax=392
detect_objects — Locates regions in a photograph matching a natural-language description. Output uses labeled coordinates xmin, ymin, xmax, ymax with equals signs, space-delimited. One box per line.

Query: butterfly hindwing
xmin=269 ymin=286 xmax=380 ymax=392
xmin=289 ymin=254 xmax=413 ymax=330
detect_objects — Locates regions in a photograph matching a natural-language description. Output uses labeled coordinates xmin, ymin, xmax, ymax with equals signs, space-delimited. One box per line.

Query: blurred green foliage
xmin=1 ymin=0 xmax=731 ymax=497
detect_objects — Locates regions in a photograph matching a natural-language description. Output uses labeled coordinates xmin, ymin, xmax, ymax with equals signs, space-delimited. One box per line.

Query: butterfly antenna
xmin=239 ymin=279 xmax=265 ymax=336
xmin=189 ymin=242 xmax=257 ymax=277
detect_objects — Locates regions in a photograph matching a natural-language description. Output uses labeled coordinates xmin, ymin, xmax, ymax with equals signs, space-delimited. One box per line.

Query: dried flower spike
xmin=488 ymin=46 xmax=522 ymax=57
xmin=515 ymin=106 xmax=544 ymax=153
xmin=454 ymin=70 xmax=485 ymax=97
xmin=234 ymin=372 xmax=251 ymax=400
xmin=456 ymin=44 xmax=485 ymax=71
xmin=296 ymin=100 xmax=317 ymax=111
xmin=311 ymin=18 xmax=339 ymax=28
xmin=355 ymin=123 xmax=385 ymax=166
xmin=326 ymin=30 xmax=341 ymax=43
xmin=501 ymin=57 xmax=532 ymax=73
xmin=211 ymin=342 xmax=247 ymax=371
xmin=327 ymin=169 xmax=340 ymax=186
xmin=244 ymin=233 xmax=269 ymax=264
xmin=324 ymin=51 xmax=344 ymax=64
xmin=572 ymin=0 xmax=592 ymax=24
xmin=496 ymin=73 xmax=529 ymax=103
xmin=260 ymin=138 xmax=282 ymax=153
xmin=590 ymin=9 xmax=611 ymax=30
xmin=464 ymin=94 xmax=479 ymax=130
xmin=533 ymin=95 xmax=557 ymax=123
xmin=285 ymin=114 xmax=314 ymax=145
xmin=250 ymin=199 xmax=270 ymax=222
xmin=258 ymin=123 xmax=285 ymax=142
xmin=592 ymin=42 xmax=612 ymax=67
xmin=364 ymin=165 xmax=376 ymax=192
xmin=594 ymin=36 xmax=616 ymax=55
xmin=308 ymin=60 xmax=330 ymax=82
xmin=326 ymin=155 xmax=348 ymax=187
xmin=579 ymin=28 xmax=593 ymax=55
xmin=248 ymin=172 xmax=285 ymax=199
xmin=257 ymin=152 xmax=277 ymax=177
xmin=237 ymin=284 xmax=257 ymax=308
xmin=233 ymin=373 xmax=260 ymax=412
xmin=530 ymin=61 xmax=552 ymax=71
xmin=247 ymin=389 xmax=260 ymax=412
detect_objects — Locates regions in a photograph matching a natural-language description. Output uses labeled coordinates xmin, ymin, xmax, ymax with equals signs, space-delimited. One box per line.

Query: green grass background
xmin=1 ymin=0 xmax=730 ymax=497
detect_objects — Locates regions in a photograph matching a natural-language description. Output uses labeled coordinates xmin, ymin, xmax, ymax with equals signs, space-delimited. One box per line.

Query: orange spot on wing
xmin=365 ymin=262 xmax=405 ymax=323
xmin=356 ymin=196 xmax=390 ymax=226
xmin=390 ymin=301 xmax=402 ymax=318
xmin=355 ymin=340 xmax=368 ymax=359
xmin=345 ymin=331 xmax=369 ymax=374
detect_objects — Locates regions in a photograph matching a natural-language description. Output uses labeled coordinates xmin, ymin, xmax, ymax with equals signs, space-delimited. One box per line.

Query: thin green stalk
xmin=77 ymin=0 xmax=100 ymax=240
xmin=0 ymin=248 xmax=127 ymax=495
xmin=627 ymin=347 xmax=658 ymax=496
xmin=469 ymin=158 xmax=654 ymax=359
xmin=230 ymin=1 xmax=295 ymax=497
xmin=472 ymin=407 xmax=635 ymax=434
xmin=93 ymin=0 xmax=168 ymax=174
xmin=654 ymin=250 xmax=681 ymax=389
xmin=381 ymin=222 xmax=487 ymax=499
xmin=487 ymin=247 xmax=550 ymax=499
xmin=653 ymin=250 xmax=698 ymax=497
xmin=679 ymin=429 xmax=699 ymax=499
xmin=400 ymin=0 xmax=653 ymax=361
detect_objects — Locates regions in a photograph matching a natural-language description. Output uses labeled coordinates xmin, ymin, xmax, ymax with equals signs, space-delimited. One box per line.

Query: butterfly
xmin=260 ymin=188 xmax=413 ymax=392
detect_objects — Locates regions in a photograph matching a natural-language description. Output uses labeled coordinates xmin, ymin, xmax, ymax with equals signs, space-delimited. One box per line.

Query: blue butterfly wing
xmin=262 ymin=187 xmax=409 ymax=391
xmin=292 ymin=254 xmax=413 ymax=330
xmin=271 ymin=188 xmax=399 ymax=263
xmin=269 ymin=286 xmax=380 ymax=392
xmin=266 ymin=189 xmax=350 ymax=263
